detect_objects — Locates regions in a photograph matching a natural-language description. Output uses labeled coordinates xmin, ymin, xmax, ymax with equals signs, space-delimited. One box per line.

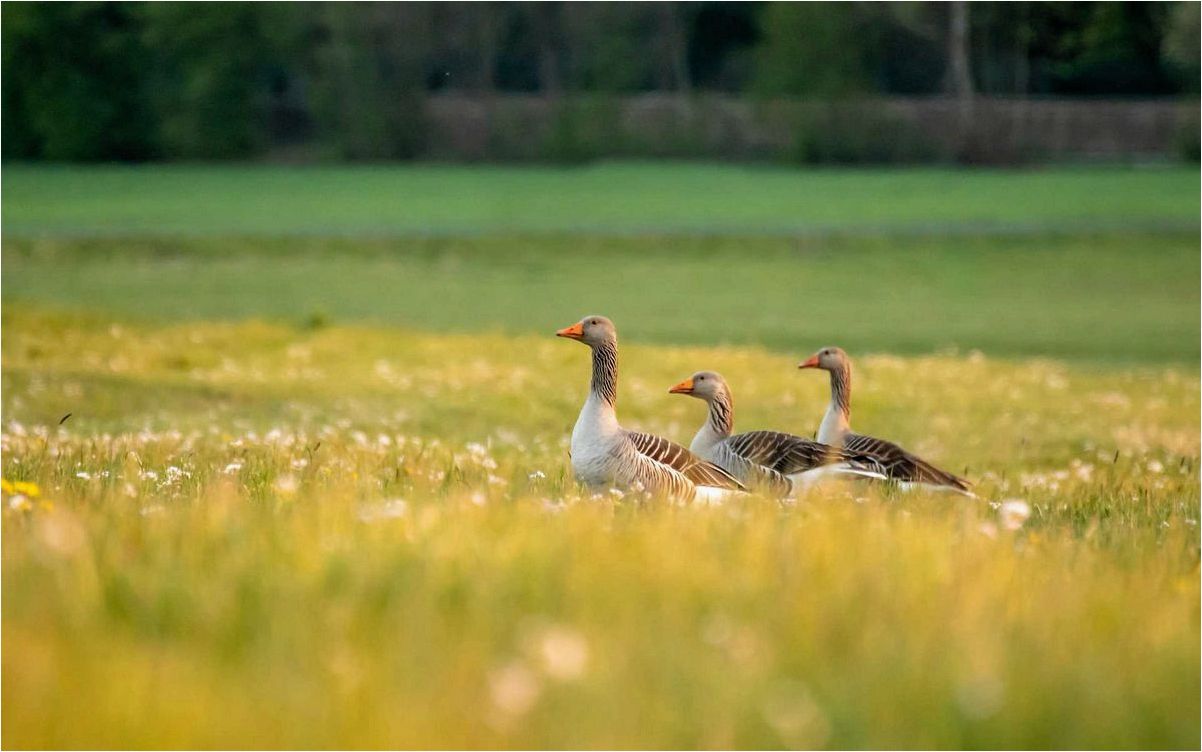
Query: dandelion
xmin=534 ymin=625 xmax=589 ymax=681
xmin=358 ymin=499 xmax=407 ymax=522
xmin=11 ymin=480 xmax=40 ymax=497
xmin=274 ymin=474 xmax=299 ymax=496
xmin=488 ymin=661 xmax=542 ymax=717
xmin=999 ymin=499 xmax=1031 ymax=531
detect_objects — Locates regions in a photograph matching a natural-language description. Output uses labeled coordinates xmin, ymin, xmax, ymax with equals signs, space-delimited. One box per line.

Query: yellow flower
xmin=0 ymin=479 xmax=13 ymax=494
xmin=11 ymin=480 xmax=40 ymax=498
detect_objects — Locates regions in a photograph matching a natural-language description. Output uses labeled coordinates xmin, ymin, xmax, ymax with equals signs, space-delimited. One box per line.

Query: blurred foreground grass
xmin=3 ymin=307 xmax=1199 ymax=748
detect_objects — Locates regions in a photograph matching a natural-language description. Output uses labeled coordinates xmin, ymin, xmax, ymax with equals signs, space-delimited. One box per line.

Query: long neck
xmin=706 ymin=388 xmax=734 ymax=438
xmin=818 ymin=363 xmax=851 ymax=442
xmin=690 ymin=388 xmax=733 ymax=454
xmin=590 ymin=340 xmax=618 ymax=407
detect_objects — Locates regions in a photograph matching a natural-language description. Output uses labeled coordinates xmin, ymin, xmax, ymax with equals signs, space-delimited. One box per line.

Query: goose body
xmin=800 ymin=347 xmax=973 ymax=496
xmin=669 ymin=371 xmax=885 ymax=497
xmin=558 ymin=317 xmax=745 ymax=502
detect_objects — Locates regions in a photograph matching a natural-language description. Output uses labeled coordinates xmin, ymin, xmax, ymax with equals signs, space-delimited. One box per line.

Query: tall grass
xmin=3 ymin=308 xmax=1198 ymax=748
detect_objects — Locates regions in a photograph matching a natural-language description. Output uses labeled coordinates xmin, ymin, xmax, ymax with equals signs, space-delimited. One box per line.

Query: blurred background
xmin=3 ymin=1 xmax=1200 ymax=164
xmin=1 ymin=1 xmax=1199 ymax=363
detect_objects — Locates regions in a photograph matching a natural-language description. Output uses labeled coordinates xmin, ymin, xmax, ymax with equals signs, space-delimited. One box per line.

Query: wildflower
xmin=12 ymin=480 xmax=40 ymax=497
xmin=223 ymin=461 xmax=244 ymax=474
xmin=488 ymin=661 xmax=541 ymax=717
xmin=358 ymin=499 xmax=407 ymax=522
xmin=274 ymin=474 xmax=299 ymax=496
xmin=1147 ymin=459 xmax=1164 ymax=474
xmin=528 ymin=470 xmax=546 ymax=481
xmin=8 ymin=495 xmax=32 ymax=512
xmin=75 ymin=471 xmax=92 ymax=480
xmin=470 ymin=491 xmax=488 ymax=506
xmin=999 ymin=499 xmax=1031 ymax=531
xmin=534 ymin=625 xmax=589 ymax=681
xmin=0 ymin=479 xmax=13 ymax=494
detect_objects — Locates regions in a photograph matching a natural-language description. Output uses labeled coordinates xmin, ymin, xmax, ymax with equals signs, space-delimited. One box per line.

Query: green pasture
xmin=2 ymin=163 xmax=1196 ymax=237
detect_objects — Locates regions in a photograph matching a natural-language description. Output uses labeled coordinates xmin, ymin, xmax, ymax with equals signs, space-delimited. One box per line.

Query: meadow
xmin=2 ymin=164 xmax=1199 ymax=749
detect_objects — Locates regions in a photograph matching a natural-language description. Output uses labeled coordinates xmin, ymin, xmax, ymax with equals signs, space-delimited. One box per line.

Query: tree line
xmin=3 ymin=1 xmax=1198 ymax=161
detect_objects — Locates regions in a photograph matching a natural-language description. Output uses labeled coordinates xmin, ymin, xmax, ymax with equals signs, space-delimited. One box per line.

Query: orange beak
xmin=798 ymin=354 xmax=821 ymax=369
xmin=668 ymin=377 xmax=695 ymax=395
xmin=556 ymin=322 xmax=584 ymax=340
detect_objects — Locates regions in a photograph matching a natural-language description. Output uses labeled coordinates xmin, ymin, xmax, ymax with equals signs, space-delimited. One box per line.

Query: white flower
xmin=274 ymin=474 xmax=299 ymax=496
xmin=535 ymin=625 xmax=590 ymax=681
xmin=999 ymin=499 xmax=1031 ymax=531
xmin=488 ymin=661 xmax=541 ymax=717
xmin=1147 ymin=459 xmax=1164 ymax=474
xmin=223 ymin=461 xmax=244 ymax=474
xmin=75 ymin=471 xmax=92 ymax=480
xmin=358 ymin=499 xmax=407 ymax=522
xmin=527 ymin=470 xmax=546 ymax=481
xmin=470 ymin=491 xmax=487 ymax=506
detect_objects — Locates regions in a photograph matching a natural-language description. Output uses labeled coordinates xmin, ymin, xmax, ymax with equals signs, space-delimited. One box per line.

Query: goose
xmin=556 ymin=316 xmax=746 ymax=502
xmin=799 ymin=347 xmax=973 ymax=495
xmin=668 ymin=371 xmax=885 ymax=496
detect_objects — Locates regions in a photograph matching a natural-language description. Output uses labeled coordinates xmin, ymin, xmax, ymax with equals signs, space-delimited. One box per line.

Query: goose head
xmin=556 ymin=315 xmax=617 ymax=348
xmin=799 ymin=346 xmax=848 ymax=372
xmin=668 ymin=370 xmax=728 ymax=401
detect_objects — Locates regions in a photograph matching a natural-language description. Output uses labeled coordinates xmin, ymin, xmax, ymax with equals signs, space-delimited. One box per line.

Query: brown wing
xmin=726 ymin=431 xmax=883 ymax=476
xmin=626 ymin=431 xmax=746 ymax=491
xmin=724 ymin=431 xmax=833 ymax=474
xmin=843 ymin=433 xmax=971 ymax=491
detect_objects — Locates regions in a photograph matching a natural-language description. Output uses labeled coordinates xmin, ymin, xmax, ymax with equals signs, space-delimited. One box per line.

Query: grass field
xmin=2 ymin=164 xmax=1199 ymax=748
xmin=3 ymin=163 xmax=1197 ymax=236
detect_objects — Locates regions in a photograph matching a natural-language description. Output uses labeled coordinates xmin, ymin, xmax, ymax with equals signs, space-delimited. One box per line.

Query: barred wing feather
xmin=843 ymin=432 xmax=971 ymax=492
xmin=626 ymin=431 xmax=746 ymax=491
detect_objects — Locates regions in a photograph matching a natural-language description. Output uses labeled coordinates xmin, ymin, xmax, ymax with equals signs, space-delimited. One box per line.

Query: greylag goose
xmin=669 ymin=371 xmax=885 ymax=496
xmin=799 ymin=347 xmax=973 ymax=495
xmin=556 ymin=316 xmax=745 ymax=502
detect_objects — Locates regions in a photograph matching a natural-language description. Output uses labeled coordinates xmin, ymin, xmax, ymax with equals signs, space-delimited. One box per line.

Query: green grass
xmin=4 ymin=232 xmax=1200 ymax=363
xmin=2 ymin=308 xmax=1199 ymax=749
xmin=2 ymin=162 xmax=1199 ymax=748
xmin=2 ymin=163 xmax=1197 ymax=236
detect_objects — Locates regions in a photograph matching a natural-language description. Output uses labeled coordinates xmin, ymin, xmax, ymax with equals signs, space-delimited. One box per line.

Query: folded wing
xmin=626 ymin=431 xmax=746 ymax=491
xmin=843 ymin=433 xmax=971 ymax=492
